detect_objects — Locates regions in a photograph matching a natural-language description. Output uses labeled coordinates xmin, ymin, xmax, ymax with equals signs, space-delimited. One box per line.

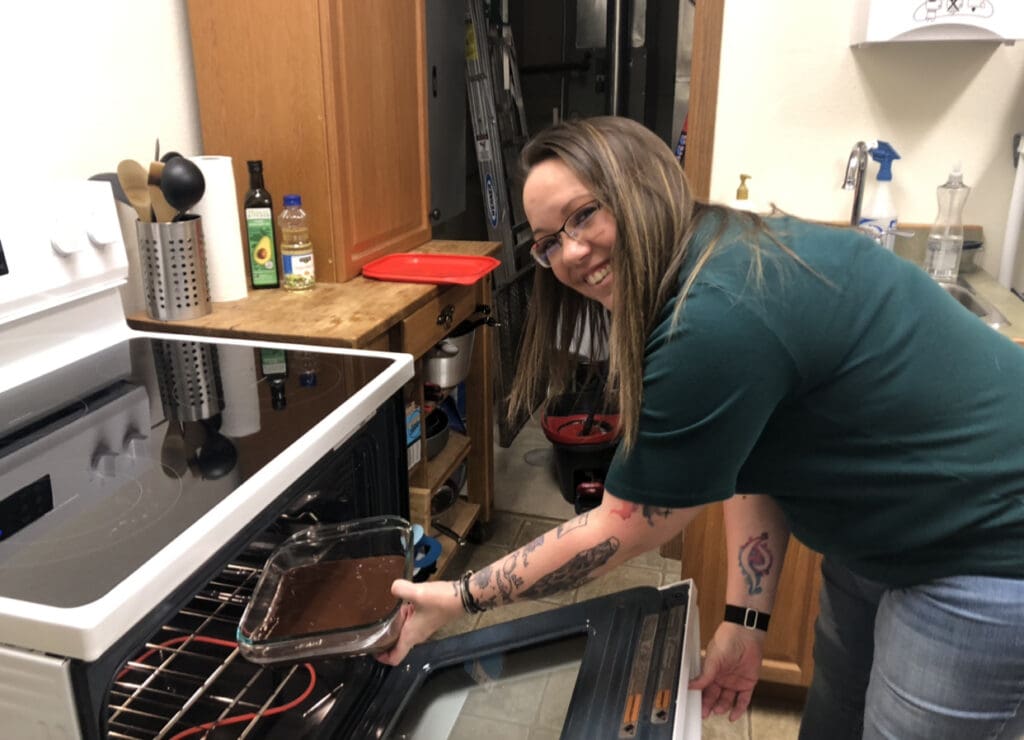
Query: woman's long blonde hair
xmin=508 ymin=116 xmax=747 ymax=451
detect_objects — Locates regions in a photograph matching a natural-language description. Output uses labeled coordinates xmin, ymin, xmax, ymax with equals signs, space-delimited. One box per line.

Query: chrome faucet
xmin=842 ymin=141 xmax=869 ymax=226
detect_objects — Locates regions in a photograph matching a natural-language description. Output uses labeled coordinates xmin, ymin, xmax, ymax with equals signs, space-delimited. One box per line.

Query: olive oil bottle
xmin=244 ymin=160 xmax=280 ymax=289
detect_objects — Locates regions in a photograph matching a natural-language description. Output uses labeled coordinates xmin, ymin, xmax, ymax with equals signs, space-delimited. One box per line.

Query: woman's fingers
xmin=701 ymin=683 xmax=722 ymax=719
xmin=713 ymin=689 xmax=736 ymax=715
xmin=729 ymin=690 xmax=753 ymax=722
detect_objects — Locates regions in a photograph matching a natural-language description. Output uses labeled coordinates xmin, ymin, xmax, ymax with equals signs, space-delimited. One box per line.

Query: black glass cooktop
xmin=0 ymin=336 xmax=396 ymax=607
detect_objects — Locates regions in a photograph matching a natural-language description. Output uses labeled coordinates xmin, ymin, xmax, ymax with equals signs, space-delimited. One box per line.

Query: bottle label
xmin=282 ymin=247 xmax=316 ymax=290
xmin=259 ymin=348 xmax=287 ymax=377
xmin=246 ymin=207 xmax=279 ymax=287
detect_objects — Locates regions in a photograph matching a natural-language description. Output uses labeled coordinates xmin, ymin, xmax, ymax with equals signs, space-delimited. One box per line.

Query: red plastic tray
xmin=361 ymin=253 xmax=501 ymax=285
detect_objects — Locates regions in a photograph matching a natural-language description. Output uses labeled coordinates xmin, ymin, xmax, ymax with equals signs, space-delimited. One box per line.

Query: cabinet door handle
xmin=437 ymin=305 xmax=455 ymax=329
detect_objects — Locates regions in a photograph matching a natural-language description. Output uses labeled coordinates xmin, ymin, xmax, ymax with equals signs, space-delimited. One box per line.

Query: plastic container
xmin=923 ymin=164 xmax=971 ymax=282
xmin=958 ymin=239 xmax=984 ymax=274
xmin=278 ymin=194 xmax=316 ymax=291
xmin=540 ymin=365 xmax=620 ymax=514
xmin=237 ymin=516 xmax=412 ymax=664
xmin=857 ymin=141 xmax=900 ymax=251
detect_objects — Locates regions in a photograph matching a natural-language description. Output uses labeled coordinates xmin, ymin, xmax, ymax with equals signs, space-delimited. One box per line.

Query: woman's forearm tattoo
xmin=522 ymin=534 xmax=544 ymax=567
xmin=738 ymin=532 xmax=773 ymax=595
xmin=519 ymin=537 xmax=620 ymax=600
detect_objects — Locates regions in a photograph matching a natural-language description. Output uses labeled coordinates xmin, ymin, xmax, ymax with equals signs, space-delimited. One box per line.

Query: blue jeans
xmin=799 ymin=559 xmax=1024 ymax=740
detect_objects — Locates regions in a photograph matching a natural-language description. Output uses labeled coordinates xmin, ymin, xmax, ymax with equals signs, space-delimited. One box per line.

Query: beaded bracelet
xmin=459 ymin=570 xmax=485 ymax=614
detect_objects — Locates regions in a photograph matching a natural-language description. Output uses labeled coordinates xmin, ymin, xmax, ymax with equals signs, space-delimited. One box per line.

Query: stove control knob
xmin=50 ymin=219 xmax=86 ymax=257
xmin=91 ymin=445 xmax=119 ymax=477
xmin=86 ymin=207 xmax=118 ymax=247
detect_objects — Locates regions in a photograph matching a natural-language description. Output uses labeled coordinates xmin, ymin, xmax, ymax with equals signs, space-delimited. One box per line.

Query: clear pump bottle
xmin=923 ymin=164 xmax=970 ymax=282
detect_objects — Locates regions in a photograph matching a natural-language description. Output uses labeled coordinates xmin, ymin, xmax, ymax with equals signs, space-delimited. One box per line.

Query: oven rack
xmin=106 ymin=558 xmax=319 ymax=740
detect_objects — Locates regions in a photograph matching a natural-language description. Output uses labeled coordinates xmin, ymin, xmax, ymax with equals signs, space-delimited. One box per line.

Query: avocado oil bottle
xmin=244 ymin=160 xmax=280 ymax=289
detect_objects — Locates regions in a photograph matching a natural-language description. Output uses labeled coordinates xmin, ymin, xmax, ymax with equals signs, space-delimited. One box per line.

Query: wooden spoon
xmin=117 ymin=159 xmax=153 ymax=222
xmin=159 ymin=418 xmax=189 ymax=477
xmin=147 ymin=161 xmax=176 ymax=222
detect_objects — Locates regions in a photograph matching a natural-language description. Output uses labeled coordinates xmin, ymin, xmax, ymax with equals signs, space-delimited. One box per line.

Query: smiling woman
xmin=524 ymin=167 xmax=616 ymax=308
xmin=528 ymin=200 xmax=605 ymax=268
xmin=381 ymin=115 xmax=1024 ymax=739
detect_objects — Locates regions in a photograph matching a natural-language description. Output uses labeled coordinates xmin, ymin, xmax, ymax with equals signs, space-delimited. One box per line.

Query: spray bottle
xmin=858 ymin=141 xmax=901 ymax=250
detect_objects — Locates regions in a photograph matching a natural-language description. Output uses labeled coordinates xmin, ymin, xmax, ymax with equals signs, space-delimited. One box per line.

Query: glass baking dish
xmin=237 ymin=516 xmax=412 ymax=664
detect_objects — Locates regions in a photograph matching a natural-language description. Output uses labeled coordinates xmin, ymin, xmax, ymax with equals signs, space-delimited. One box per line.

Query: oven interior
xmin=90 ymin=391 xmax=409 ymax=740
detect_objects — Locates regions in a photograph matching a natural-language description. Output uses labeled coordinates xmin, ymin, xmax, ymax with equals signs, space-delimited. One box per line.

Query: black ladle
xmin=184 ymin=415 xmax=239 ymax=480
xmin=160 ymin=156 xmax=206 ymax=219
xmin=195 ymin=415 xmax=238 ymax=480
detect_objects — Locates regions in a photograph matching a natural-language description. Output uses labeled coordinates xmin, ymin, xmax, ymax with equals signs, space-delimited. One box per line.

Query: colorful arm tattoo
xmin=737 ymin=531 xmax=773 ymax=595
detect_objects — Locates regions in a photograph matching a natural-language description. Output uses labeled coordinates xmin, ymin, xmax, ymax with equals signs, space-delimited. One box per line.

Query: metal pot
xmin=423 ymin=333 xmax=475 ymax=389
xmin=422 ymin=315 xmax=499 ymax=389
xmin=424 ymin=408 xmax=449 ymax=458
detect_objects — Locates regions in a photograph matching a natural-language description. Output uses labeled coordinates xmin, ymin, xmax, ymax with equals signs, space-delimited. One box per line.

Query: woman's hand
xmin=688 ymin=621 xmax=764 ymax=721
xmin=375 ymin=578 xmax=464 ymax=666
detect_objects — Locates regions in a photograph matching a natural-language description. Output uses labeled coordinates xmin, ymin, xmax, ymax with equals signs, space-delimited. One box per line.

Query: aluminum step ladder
xmin=465 ymin=0 xmax=532 ymax=285
xmin=465 ymin=0 xmax=538 ymax=447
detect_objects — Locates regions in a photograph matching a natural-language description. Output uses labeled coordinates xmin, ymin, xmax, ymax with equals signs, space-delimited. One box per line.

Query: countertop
xmin=126 ymin=240 xmax=502 ymax=348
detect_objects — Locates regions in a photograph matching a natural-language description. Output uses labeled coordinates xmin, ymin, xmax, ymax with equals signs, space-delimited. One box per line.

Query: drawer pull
xmin=437 ymin=305 xmax=455 ymax=328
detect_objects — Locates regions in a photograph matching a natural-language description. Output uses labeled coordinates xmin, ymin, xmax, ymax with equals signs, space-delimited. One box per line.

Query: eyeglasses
xmin=529 ymin=200 xmax=603 ymax=268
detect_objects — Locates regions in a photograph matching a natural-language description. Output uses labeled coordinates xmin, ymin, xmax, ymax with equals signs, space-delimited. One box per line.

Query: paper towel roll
xmin=189 ymin=155 xmax=249 ymax=302
xmin=218 ymin=344 xmax=261 ymax=437
xmin=999 ymin=137 xmax=1024 ymax=289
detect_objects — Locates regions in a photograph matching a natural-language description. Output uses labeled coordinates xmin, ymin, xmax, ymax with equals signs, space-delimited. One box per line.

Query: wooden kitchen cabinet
xmin=681 ymin=503 xmax=822 ymax=688
xmin=127 ymin=239 xmax=500 ymax=579
xmin=186 ymin=0 xmax=431 ymax=283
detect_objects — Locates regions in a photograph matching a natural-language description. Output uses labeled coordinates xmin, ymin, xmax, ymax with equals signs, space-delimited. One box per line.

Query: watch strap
xmin=724 ymin=604 xmax=770 ymax=631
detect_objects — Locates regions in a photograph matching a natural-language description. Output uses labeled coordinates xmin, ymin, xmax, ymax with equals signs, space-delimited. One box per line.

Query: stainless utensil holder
xmin=151 ymin=339 xmax=224 ymax=422
xmin=137 ymin=215 xmax=212 ymax=321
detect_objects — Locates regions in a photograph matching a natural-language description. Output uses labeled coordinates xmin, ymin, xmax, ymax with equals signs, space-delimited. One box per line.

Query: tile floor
xmin=429 ymin=416 xmax=806 ymax=739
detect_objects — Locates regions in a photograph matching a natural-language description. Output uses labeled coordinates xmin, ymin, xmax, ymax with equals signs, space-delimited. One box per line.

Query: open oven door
xmin=346 ymin=579 xmax=701 ymax=740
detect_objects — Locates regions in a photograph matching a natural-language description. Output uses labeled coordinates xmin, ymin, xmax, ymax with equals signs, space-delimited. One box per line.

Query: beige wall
xmin=712 ymin=1 xmax=1024 ymax=286
xmin=0 ymin=1 xmax=201 ymax=183
xmin=5 ymin=2 xmax=1022 ymax=287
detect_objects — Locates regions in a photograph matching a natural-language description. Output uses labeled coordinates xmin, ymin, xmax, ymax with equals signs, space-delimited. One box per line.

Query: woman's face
xmin=523 ymin=158 xmax=616 ymax=310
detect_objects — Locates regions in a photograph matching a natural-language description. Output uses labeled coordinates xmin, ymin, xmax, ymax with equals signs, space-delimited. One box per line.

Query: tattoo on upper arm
xmin=556 ymin=512 xmax=589 ymax=538
xmin=610 ymin=502 xmax=639 ymax=519
xmin=519 ymin=538 xmax=620 ymax=600
xmin=641 ymin=506 xmax=672 ymax=527
xmin=738 ymin=532 xmax=773 ymax=595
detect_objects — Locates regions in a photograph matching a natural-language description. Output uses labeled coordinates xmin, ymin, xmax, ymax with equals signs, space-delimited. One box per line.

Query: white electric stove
xmin=0 ymin=181 xmax=414 ymax=738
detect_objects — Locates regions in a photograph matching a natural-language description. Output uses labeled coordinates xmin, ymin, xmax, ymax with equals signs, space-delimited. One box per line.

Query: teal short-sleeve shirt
xmin=604 ymin=215 xmax=1024 ymax=586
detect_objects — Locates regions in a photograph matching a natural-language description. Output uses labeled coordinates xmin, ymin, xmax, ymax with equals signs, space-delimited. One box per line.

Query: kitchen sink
xmin=939 ymin=278 xmax=1010 ymax=330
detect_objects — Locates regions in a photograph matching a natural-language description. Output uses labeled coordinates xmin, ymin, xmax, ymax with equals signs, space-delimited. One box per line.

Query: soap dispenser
xmin=923 ymin=164 xmax=970 ymax=282
xmin=731 ymin=174 xmax=752 ymax=211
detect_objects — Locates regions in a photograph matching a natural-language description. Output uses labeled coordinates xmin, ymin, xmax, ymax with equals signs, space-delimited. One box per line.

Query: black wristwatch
xmin=724 ymin=604 xmax=771 ymax=631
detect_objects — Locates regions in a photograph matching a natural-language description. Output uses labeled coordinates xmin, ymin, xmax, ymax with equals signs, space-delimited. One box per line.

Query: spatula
xmin=117 ymin=159 xmax=153 ymax=222
xmin=147 ymin=161 xmax=176 ymax=222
